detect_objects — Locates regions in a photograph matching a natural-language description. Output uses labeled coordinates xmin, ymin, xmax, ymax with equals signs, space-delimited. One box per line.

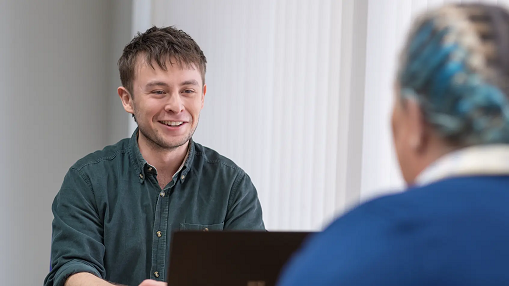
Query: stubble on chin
xmin=139 ymin=123 xmax=198 ymax=151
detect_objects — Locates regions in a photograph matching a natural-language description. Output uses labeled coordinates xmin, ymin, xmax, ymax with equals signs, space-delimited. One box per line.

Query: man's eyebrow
xmin=181 ymin=79 xmax=200 ymax=86
xmin=145 ymin=81 xmax=169 ymax=88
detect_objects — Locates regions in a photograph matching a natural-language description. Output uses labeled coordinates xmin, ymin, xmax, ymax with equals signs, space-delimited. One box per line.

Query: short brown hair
xmin=118 ymin=26 xmax=207 ymax=94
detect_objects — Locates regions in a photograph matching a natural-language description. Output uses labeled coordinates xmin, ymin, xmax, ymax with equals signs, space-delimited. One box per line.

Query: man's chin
xmin=140 ymin=132 xmax=190 ymax=151
xmin=161 ymin=137 xmax=190 ymax=150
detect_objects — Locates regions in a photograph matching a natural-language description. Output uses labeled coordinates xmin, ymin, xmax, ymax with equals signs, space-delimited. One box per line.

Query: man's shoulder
xmin=71 ymin=137 xmax=130 ymax=172
xmin=192 ymin=142 xmax=243 ymax=172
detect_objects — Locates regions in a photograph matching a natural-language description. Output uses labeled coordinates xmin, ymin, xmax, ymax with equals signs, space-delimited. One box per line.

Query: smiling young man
xmin=44 ymin=26 xmax=265 ymax=286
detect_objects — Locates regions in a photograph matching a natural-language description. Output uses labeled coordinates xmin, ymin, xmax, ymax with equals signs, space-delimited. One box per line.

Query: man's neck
xmin=138 ymin=134 xmax=189 ymax=177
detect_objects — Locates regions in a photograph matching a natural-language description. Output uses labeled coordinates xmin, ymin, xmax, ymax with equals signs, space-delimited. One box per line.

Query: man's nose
xmin=165 ymin=93 xmax=184 ymax=113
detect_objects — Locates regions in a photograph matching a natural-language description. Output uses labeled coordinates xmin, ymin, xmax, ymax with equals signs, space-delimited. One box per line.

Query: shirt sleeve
xmin=224 ymin=170 xmax=265 ymax=230
xmin=44 ymin=167 xmax=106 ymax=286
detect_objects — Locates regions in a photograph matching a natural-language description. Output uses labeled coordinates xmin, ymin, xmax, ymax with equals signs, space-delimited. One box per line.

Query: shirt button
xmin=181 ymin=174 xmax=185 ymax=180
xmin=148 ymin=167 xmax=153 ymax=172
xmin=157 ymin=231 xmax=162 ymax=237
xmin=159 ymin=191 xmax=165 ymax=197
xmin=203 ymin=227 xmax=209 ymax=231
xmin=154 ymin=271 xmax=159 ymax=278
xmin=139 ymin=173 xmax=144 ymax=179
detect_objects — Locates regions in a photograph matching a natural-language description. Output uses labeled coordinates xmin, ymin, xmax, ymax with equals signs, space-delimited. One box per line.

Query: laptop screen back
xmin=167 ymin=231 xmax=311 ymax=286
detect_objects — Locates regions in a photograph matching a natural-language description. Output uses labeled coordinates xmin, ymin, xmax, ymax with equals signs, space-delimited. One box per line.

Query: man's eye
xmin=182 ymin=89 xmax=195 ymax=94
xmin=152 ymin=90 xmax=165 ymax=95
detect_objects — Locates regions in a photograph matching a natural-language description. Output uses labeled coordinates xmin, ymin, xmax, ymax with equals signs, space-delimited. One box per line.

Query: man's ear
xmin=118 ymin=86 xmax=134 ymax=115
xmin=201 ymin=84 xmax=207 ymax=108
xmin=405 ymin=97 xmax=427 ymax=152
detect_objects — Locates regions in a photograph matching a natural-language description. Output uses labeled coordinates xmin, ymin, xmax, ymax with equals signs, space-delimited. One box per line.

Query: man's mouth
xmin=160 ymin=120 xmax=184 ymax=127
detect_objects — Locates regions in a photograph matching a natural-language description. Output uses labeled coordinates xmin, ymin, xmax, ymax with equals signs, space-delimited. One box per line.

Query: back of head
xmin=397 ymin=4 xmax=509 ymax=147
xmin=118 ymin=26 xmax=207 ymax=95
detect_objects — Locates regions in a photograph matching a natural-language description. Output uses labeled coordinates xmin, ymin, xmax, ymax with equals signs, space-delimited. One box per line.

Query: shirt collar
xmin=415 ymin=144 xmax=509 ymax=186
xmin=128 ymin=128 xmax=195 ymax=183
xmin=174 ymin=143 xmax=191 ymax=178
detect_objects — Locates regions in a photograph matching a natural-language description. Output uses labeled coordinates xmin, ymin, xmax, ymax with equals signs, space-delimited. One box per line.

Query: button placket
xmin=151 ymin=184 xmax=169 ymax=282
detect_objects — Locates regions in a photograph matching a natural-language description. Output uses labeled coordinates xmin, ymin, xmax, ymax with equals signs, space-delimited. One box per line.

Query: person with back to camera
xmin=278 ymin=3 xmax=509 ymax=285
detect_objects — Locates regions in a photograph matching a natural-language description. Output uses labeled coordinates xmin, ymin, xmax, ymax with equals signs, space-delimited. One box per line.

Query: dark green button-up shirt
xmin=44 ymin=130 xmax=265 ymax=286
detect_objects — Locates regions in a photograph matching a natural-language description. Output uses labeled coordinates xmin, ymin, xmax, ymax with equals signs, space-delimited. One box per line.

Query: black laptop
xmin=167 ymin=231 xmax=312 ymax=286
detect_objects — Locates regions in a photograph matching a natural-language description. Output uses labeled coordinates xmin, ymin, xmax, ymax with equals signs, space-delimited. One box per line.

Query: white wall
xmin=0 ymin=0 xmax=131 ymax=284
xmin=0 ymin=0 xmax=10 ymax=281
xmin=108 ymin=0 xmax=135 ymax=145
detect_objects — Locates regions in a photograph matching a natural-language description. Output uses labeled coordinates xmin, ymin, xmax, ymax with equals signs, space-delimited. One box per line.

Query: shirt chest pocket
xmin=179 ymin=222 xmax=224 ymax=231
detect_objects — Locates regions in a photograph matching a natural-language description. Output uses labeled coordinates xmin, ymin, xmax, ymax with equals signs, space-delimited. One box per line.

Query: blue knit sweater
xmin=278 ymin=176 xmax=509 ymax=286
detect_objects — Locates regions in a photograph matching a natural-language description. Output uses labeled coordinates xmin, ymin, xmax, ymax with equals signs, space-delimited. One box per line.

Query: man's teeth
xmin=161 ymin=121 xmax=183 ymax=126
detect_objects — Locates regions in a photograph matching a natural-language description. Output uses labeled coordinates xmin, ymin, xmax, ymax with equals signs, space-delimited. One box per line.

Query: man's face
xmin=123 ymin=55 xmax=206 ymax=150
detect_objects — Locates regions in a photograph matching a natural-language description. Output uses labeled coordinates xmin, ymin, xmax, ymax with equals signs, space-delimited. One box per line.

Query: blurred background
xmin=1 ymin=0 xmax=506 ymax=284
